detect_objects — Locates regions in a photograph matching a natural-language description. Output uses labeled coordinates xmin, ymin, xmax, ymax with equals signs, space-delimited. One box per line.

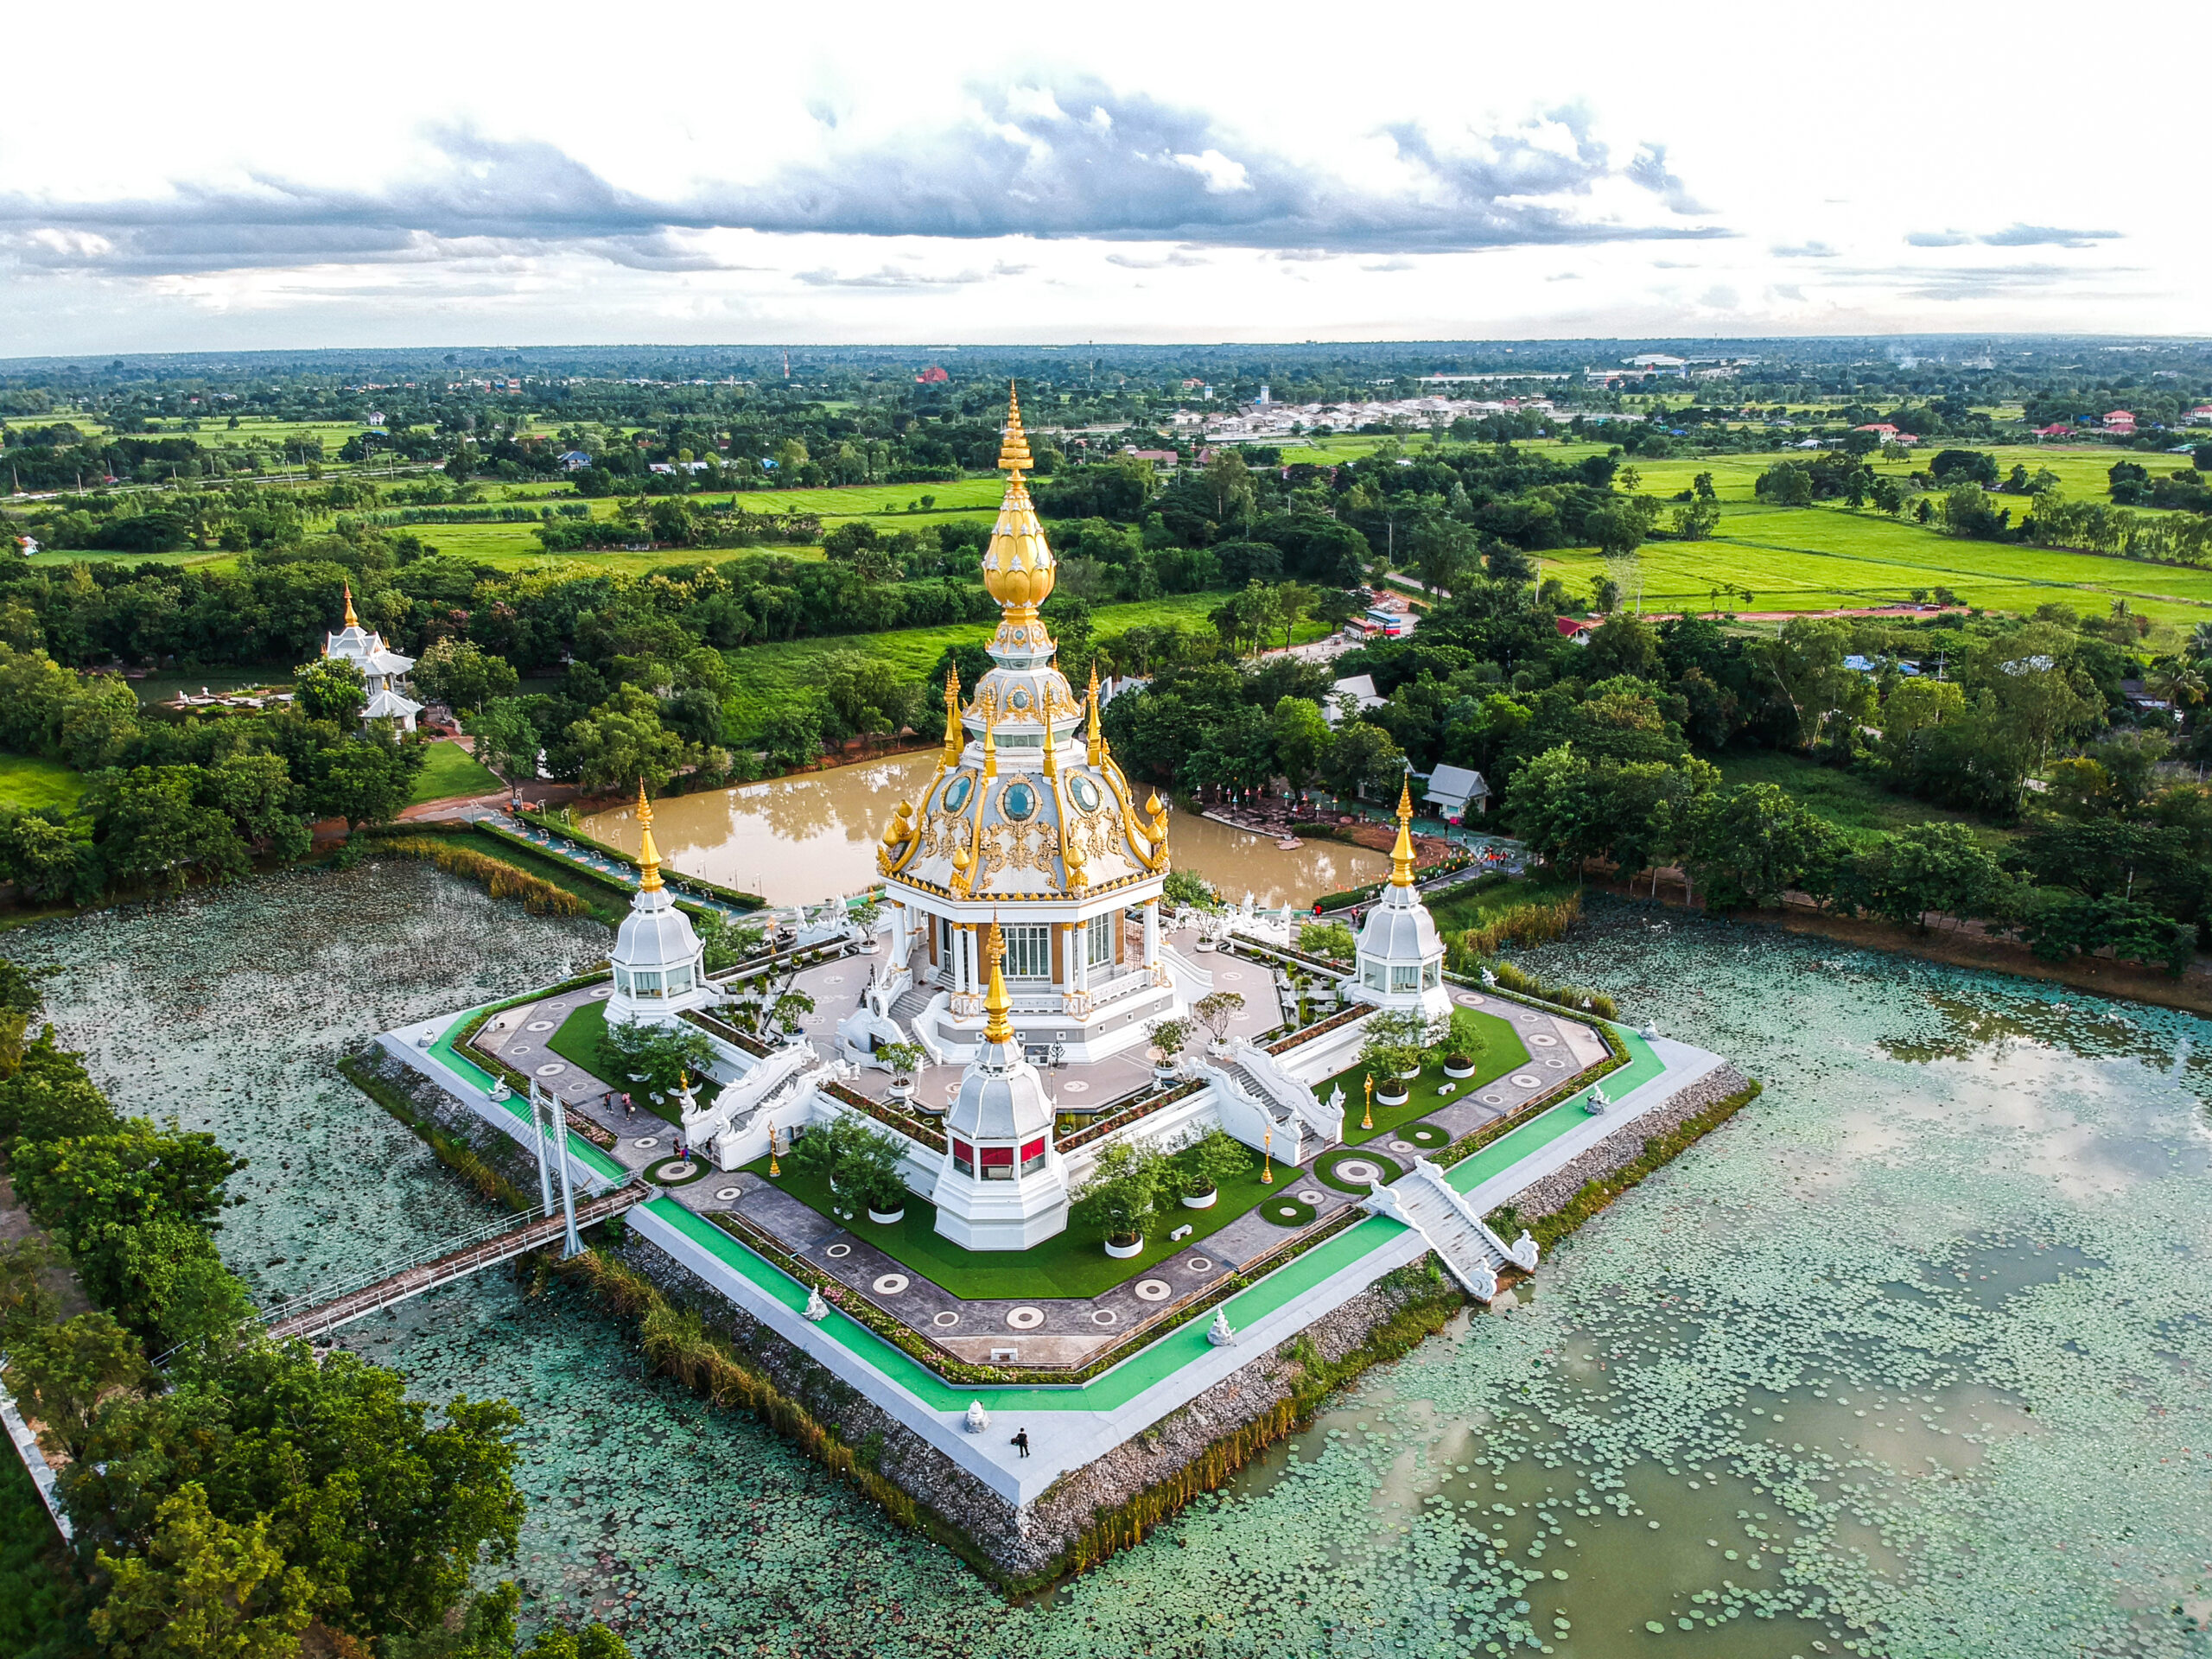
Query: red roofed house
xmin=1556 ymin=616 xmax=1599 ymax=643
xmin=2190 ymin=404 xmax=2212 ymax=425
xmin=914 ymin=365 xmax=950 ymax=384
xmin=2034 ymin=423 xmax=2076 ymax=439
xmin=2104 ymin=409 xmax=2136 ymax=434
xmin=1854 ymin=423 xmax=1900 ymax=441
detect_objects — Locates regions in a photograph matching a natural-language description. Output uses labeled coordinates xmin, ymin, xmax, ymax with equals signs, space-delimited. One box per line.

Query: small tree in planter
xmin=1440 ymin=1007 xmax=1487 ymax=1077
xmin=1169 ymin=1125 xmax=1252 ymax=1208
xmin=1359 ymin=1010 xmax=1429 ymax=1103
xmin=791 ymin=1112 xmax=909 ymax=1221
xmin=1192 ymin=990 xmax=1246 ymax=1054
xmin=1071 ymin=1141 xmax=1168 ymax=1255
xmin=601 ymin=1017 xmax=719 ymax=1113
xmin=875 ymin=1040 xmax=926 ymax=1099
xmin=1145 ymin=1015 xmax=1195 ymax=1079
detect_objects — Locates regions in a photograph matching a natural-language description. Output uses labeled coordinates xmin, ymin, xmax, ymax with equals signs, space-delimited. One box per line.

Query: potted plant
xmin=1443 ymin=1052 xmax=1477 ymax=1079
xmin=1193 ymin=990 xmax=1246 ymax=1057
xmin=1361 ymin=1011 xmax=1428 ymax=1105
xmin=1071 ymin=1141 xmax=1166 ymax=1257
xmin=1170 ymin=1126 xmax=1250 ymax=1210
xmin=1440 ymin=1007 xmax=1484 ymax=1078
xmin=791 ymin=1113 xmax=909 ymax=1225
xmin=877 ymin=1040 xmax=926 ymax=1102
xmin=1145 ymin=1016 xmax=1193 ymax=1083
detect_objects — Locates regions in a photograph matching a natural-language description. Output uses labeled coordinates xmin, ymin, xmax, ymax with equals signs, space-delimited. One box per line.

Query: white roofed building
xmin=1351 ymin=783 xmax=1451 ymax=1023
xmin=606 ymin=784 xmax=709 ymax=1028
xmin=1421 ymin=764 xmax=1490 ymax=821
xmin=323 ymin=585 xmax=423 ymax=731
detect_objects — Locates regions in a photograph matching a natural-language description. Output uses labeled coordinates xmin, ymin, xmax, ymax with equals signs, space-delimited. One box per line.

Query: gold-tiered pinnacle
xmin=997 ymin=381 xmax=1033 ymax=474
xmin=342 ymin=582 xmax=358 ymax=628
xmin=941 ymin=667 xmax=963 ymax=762
xmin=1389 ymin=777 xmax=1416 ymax=888
xmin=1085 ymin=662 xmax=1103 ymax=766
xmin=636 ymin=779 xmax=664 ymax=893
xmin=982 ymin=920 xmax=1014 ymax=1044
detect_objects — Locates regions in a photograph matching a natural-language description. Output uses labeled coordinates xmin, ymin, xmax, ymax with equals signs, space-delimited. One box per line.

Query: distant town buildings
xmin=2104 ymin=409 xmax=2137 ymax=434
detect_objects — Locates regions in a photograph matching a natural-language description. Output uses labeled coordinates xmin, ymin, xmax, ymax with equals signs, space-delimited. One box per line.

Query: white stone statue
xmin=803 ymin=1285 xmax=830 ymax=1323
xmin=964 ymin=1399 xmax=991 ymax=1433
xmin=488 ymin=1077 xmax=510 ymax=1102
xmin=1207 ymin=1307 xmax=1237 ymax=1347
xmin=1507 ymin=1230 xmax=1539 ymax=1272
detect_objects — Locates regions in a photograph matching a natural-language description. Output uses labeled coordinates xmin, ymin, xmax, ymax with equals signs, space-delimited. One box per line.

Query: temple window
xmin=1085 ymin=913 xmax=1114 ymax=968
xmin=1391 ymin=964 xmax=1420 ymax=993
xmin=952 ymin=1138 xmax=975 ymax=1176
xmin=1020 ymin=1136 xmax=1046 ymax=1175
xmin=1423 ymin=961 xmax=1440 ymax=988
xmin=1363 ymin=959 xmax=1385 ymax=990
xmin=633 ymin=969 xmax=664 ymax=996
xmin=613 ymin=968 xmax=631 ymax=995
xmin=980 ymin=1145 xmax=1015 ymax=1180
xmin=666 ymin=964 xmax=694 ymax=995
xmin=1002 ymin=925 xmax=1050 ymax=980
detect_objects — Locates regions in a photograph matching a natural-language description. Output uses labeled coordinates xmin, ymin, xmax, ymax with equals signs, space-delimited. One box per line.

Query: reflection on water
xmin=578 ymin=752 xmax=1389 ymax=908
xmin=14 ymin=887 xmax=2212 ymax=1657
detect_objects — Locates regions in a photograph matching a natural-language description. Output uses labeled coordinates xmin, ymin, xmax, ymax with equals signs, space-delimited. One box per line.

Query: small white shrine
xmin=606 ymin=784 xmax=709 ymax=1027
xmin=1349 ymin=781 xmax=1452 ymax=1023
xmin=933 ymin=921 xmax=1071 ymax=1250
xmin=323 ymin=584 xmax=423 ymax=731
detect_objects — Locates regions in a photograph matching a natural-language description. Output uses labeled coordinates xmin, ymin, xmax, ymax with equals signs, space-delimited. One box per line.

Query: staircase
xmin=1229 ymin=1039 xmax=1342 ymax=1147
xmin=1197 ymin=1058 xmax=1309 ymax=1167
xmin=1358 ymin=1159 xmax=1538 ymax=1303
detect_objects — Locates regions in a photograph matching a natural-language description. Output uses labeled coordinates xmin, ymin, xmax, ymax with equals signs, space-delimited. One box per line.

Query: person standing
xmin=1011 ymin=1428 xmax=1031 ymax=1458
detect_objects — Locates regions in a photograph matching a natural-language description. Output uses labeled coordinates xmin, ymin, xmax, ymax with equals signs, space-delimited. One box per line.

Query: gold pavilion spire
xmin=997 ymin=381 xmax=1033 ymax=474
xmin=341 ymin=582 xmax=358 ymax=629
xmin=981 ymin=919 xmax=1014 ymax=1045
xmin=982 ymin=695 xmax=998 ymax=779
xmin=1389 ymin=777 xmax=1416 ymax=888
xmin=1085 ymin=662 xmax=1103 ymax=766
xmin=940 ymin=666 xmax=963 ymax=762
xmin=1041 ymin=690 xmax=1058 ymax=778
xmin=636 ymin=779 xmax=664 ymax=893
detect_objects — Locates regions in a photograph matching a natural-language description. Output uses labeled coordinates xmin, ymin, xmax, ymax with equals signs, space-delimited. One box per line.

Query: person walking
xmin=1011 ymin=1428 xmax=1031 ymax=1458
xmin=622 ymin=1091 xmax=634 ymax=1117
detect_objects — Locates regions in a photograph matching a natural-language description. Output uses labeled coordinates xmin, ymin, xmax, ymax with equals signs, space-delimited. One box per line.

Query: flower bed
xmin=1056 ymin=1079 xmax=1204 ymax=1153
xmin=819 ymin=1078 xmax=948 ymax=1155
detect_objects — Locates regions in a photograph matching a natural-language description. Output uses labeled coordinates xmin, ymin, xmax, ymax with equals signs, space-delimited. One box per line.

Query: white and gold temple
xmin=873 ymin=388 xmax=1187 ymax=1066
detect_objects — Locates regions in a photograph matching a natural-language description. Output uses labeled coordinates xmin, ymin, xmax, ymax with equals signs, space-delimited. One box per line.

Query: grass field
xmin=1427 ymin=874 xmax=1582 ymax=936
xmin=746 ymin=1139 xmax=1296 ymax=1298
xmin=407 ymin=739 xmax=501 ymax=804
xmin=1711 ymin=752 xmax=2006 ymax=845
xmin=0 ymin=755 xmax=84 ymax=812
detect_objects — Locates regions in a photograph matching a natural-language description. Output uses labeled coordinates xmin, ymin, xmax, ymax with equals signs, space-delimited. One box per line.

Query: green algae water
xmin=13 ymin=874 xmax=2212 ymax=1659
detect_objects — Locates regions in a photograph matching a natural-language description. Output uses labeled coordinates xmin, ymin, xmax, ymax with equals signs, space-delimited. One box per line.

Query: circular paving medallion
xmin=871 ymin=1274 xmax=910 ymax=1296
xmin=1185 ymin=1257 xmax=1213 ymax=1274
xmin=823 ymin=976 xmax=843 ymax=985
xmin=1090 ymin=1307 xmax=1117 ymax=1325
xmin=549 ymin=1002 xmax=571 ymax=1013
xmin=1528 ymin=1033 xmax=1558 ymax=1046
xmin=632 ymin=1136 xmax=660 ymax=1149
xmin=1134 ymin=1279 xmax=1173 ymax=1302
xmin=1455 ymin=992 xmax=1487 ymax=1006
xmin=1061 ymin=1080 xmax=1089 ymax=1093
xmin=1005 ymin=1306 xmax=1046 ymax=1330
xmin=1403 ymin=1122 xmax=1451 ymax=1151
xmin=1263 ymin=1196 xmax=1319 ymax=1227
xmin=590 ymin=986 xmax=611 ymax=998
xmin=1511 ymin=1073 xmax=1542 ymax=1089
xmin=534 ymin=1063 xmax=566 ymax=1077
xmin=1481 ymin=1094 xmax=1506 ymax=1107
xmin=1317 ymin=1148 xmax=1402 ymax=1194
xmin=825 ymin=1243 xmax=852 ymax=1259
xmin=525 ymin=1020 xmax=555 ymax=1032
xmin=1219 ymin=971 xmax=1243 ymax=982
xmin=646 ymin=1157 xmax=707 ymax=1187
xmin=508 ymin=1045 xmax=533 ymax=1057
xmin=715 ymin=1186 xmax=741 ymax=1202
xmin=932 ymin=1310 xmax=960 ymax=1328
xmin=1545 ymin=1058 xmax=1567 ymax=1069
xmin=1389 ymin=1139 xmax=1416 ymax=1153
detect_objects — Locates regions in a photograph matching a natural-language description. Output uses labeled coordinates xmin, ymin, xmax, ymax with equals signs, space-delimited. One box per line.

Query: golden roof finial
xmin=1085 ymin=662 xmax=1103 ymax=767
xmin=982 ymin=919 xmax=1014 ymax=1045
xmin=1041 ymin=693 xmax=1058 ymax=779
xmin=941 ymin=666 xmax=963 ymax=762
xmin=997 ymin=381 xmax=1033 ymax=474
xmin=1389 ymin=775 xmax=1416 ymax=889
xmin=342 ymin=582 xmax=359 ymax=629
xmin=982 ymin=695 xmax=998 ymax=779
xmin=636 ymin=779 xmax=664 ymax=893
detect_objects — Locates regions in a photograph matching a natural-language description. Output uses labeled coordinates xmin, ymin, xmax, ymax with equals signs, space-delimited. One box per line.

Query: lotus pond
xmin=10 ymin=871 xmax=2211 ymax=1659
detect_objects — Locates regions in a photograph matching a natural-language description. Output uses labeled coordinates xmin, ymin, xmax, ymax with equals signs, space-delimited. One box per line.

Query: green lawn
xmin=748 ymin=1139 xmax=1298 ymax=1299
xmin=1319 ymin=1007 xmax=1529 ymax=1145
xmin=0 ymin=754 xmax=83 ymax=812
xmin=1712 ymin=752 xmax=2008 ymax=845
xmin=407 ymin=739 xmax=501 ymax=804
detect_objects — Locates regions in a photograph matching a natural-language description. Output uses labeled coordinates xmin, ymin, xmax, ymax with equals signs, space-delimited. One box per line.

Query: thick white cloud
xmin=0 ymin=2 xmax=2200 ymax=351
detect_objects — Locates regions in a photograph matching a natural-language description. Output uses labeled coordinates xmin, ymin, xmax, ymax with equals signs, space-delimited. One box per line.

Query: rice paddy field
xmin=10 ymin=875 xmax=2209 ymax=1658
xmin=0 ymin=753 xmax=83 ymax=811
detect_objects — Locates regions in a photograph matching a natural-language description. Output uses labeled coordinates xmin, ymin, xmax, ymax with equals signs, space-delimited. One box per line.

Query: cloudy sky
xmin=2 ymin=3 xmax=2201 ymax=354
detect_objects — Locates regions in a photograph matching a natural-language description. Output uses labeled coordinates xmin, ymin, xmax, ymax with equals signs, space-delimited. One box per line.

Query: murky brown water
xmin=576 ymin=751 xmax=1389 ymax=907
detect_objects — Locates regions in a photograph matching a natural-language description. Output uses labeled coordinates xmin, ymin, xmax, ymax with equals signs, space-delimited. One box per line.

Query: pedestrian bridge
xmin=261 ymin=1184 xmax=650 ymax=1343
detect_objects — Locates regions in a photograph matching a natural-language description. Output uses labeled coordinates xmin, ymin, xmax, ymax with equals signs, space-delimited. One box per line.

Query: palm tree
xmin=2147 ymin=661 xmax=2205 ymax=709
xmin=2190 ymin=620 xmax=2212 ymax=664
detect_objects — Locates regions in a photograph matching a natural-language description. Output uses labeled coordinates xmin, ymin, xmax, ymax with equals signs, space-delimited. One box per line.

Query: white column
xmin=1074 ymin=918 xmax=1090 ymax=993
xmin=1143 ymin=899 xmax=1161 ymax=968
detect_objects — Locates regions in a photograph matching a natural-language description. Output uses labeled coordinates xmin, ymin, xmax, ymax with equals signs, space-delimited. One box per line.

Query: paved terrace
xmin=455 ymin=959 xmax=1613 ymax=1370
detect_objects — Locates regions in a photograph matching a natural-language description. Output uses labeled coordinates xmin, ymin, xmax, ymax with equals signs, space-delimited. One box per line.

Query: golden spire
xmin=982 ymin=695 xmax=998 ymax=779
xmin=1389 ymin=776 xmax=1416 ymax=889
xmin=981 ymin=919 xmax=1014 ymax=1045
xmin=1085 ymin=662 xmax=1103 ymax=767
xmin=636 ymin=779 xmax=664 ymax=893
xmin=341 ymin=582 xmax=358 ymax=629
xmin=941 ymin=666 xmax=963 ymax=762
xmin=1041 ymin=690 xmax=1058 ymax=779
xmin=997 ymin=381 xmax=1033 ymax=474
